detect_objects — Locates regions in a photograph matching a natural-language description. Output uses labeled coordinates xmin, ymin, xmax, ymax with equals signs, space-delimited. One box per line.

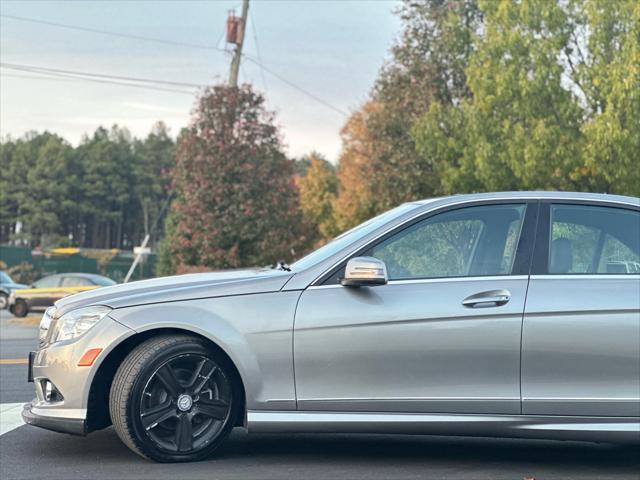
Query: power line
xmin=249 ymin=10 xmax=268 ymax=93
xmin=0 ymin=13 xmax=224 ymax=51
xmin=1 ymin=72 xmax=79 ymax=83
xmin=1 ymin=62 xmax=203 ymax=89
xmin=1 ymin=13 xmax=349 ymax=117
xmin=0 ymin=64 xmax=197 ymax=95
xmin=242 ymin=55 xmax=349 ymax=117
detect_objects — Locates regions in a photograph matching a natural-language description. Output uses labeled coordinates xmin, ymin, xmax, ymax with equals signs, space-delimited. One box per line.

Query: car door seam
xmin=291 ymin=289 xmax=305 ymax=411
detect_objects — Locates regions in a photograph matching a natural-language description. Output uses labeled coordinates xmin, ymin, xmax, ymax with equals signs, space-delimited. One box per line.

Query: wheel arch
xmin=86 ymin=327 xmax=247 ymax=432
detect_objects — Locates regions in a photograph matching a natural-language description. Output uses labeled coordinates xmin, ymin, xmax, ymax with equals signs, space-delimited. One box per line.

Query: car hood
xmin=54 ymin=269 xmax=294 ymax=316
xmin=1 ymin=282 xmax=28 ymax=291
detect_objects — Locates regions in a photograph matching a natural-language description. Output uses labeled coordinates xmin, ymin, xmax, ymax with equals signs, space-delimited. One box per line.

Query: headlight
xmin=39 ymin=307 xmax=56 ymax=344
xmin=49 ymin=305 xmax=112 ymax=343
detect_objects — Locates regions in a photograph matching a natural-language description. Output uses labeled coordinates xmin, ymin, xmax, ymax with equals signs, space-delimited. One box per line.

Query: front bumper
xmin=23 ymin=314 xmax=134 ymax=435
xmin=22 ymin=402 xmax=86 ymax=435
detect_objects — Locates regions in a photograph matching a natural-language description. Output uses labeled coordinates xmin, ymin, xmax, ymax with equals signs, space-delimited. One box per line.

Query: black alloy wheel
xmin=110 ymin=335 xmax=239 ymax=462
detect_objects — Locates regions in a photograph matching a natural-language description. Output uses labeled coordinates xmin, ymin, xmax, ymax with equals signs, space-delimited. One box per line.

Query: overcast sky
xmin=0 ymin=0 xmax=401 ymax=162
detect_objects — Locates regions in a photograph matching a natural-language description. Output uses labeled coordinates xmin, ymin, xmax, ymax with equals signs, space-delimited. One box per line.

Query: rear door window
xmin=61 ymin=277 xmax=94 ymax=287
xmin=32 ymin=276 xmax=60 ymax=288
xmin=549 ymin=205 xmax=640 ymax=274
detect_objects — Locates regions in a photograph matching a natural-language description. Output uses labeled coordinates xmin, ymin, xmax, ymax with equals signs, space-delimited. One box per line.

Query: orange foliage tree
xmin=330 ymin=101 xmax=381 ymax=234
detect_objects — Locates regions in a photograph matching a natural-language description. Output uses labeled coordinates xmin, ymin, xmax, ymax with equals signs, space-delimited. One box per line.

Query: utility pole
xmin=229 ymin=0 xmax=249 ymax=87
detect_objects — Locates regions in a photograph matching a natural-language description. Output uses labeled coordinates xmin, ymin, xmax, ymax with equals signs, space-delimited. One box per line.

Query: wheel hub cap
xmin=176 ymin=394 xmax=193 ymax=412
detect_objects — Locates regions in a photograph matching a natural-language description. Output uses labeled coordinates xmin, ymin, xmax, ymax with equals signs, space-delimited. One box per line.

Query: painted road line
xmin=0 ymin=403 xmax=25 ymax=435
xmin=0 ymin=358 xmax=28 ymax=365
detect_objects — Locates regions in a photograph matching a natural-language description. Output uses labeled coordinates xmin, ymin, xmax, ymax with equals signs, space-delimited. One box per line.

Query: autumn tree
xmin=161 ymin=84 xmax=304 ymax=272
xmin=296 ymin=152 xmax=337 ymax=245
xmin=331 ymin=101 xmax=380 ymax=234
xmin=367 ymin=0 xmax=481 ymax=209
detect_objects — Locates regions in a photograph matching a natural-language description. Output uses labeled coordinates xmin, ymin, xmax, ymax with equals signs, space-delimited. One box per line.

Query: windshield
xmin=0 ymin=272 xmax=11 ymax=283
xmin=91 ymin=276 xmax=117 ymax=286
xmin=291 ymin=203 xmax=419 ymax=271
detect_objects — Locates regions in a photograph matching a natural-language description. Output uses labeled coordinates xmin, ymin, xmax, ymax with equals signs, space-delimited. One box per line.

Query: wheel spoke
xmin=176 ymin=414 xmax=193 ymax=452
xmin=141 ymin=400 xmax=175 ymax=430
xmin=196 ymin=398 xmax=228 ymax=420
xmin=156 ymin=363 xmax=181 ymax=397
xmin=186 ymin=358 xmax=208 ymax=389
xmin=193 ymin=364 xmax=217 ymax=394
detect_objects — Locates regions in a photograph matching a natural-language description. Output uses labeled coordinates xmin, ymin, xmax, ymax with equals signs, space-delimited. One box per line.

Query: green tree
xmin=414 ymin=0 xmax=585 ymax=193
xmin=133 ymin=122 xmax=175 ymax=245
xmin=76 ymin=126 xmax=136 ymax=248
xmin=162 ymin=84 xmax=305 ymax=272
xmin=1 ymin=126 xmax=176 ymax=250
xmin=296 ymin=152 xmax=337 ymax=245
xmin=0 ymin=137 xmax=21 ymax=243
xmin=21 ymin=133 xmax=77 ymax=247
xmin=0 ymin=132 xmax=79 ymax=247
xmin=579 ymin=0 xmax=640 ymax=196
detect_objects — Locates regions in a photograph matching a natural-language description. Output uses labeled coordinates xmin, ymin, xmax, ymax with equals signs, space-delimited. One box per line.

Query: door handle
xmin=462 ymin=289 xmax=511 ymax=308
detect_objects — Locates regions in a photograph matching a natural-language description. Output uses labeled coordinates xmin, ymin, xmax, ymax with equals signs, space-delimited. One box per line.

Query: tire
xmin=109 ymin=335 xmax=240 ymax=462
xmin=0 ymin=292 xmax=8 ymax=310
xmin=12 ymin=299 xmax=28 ymax=317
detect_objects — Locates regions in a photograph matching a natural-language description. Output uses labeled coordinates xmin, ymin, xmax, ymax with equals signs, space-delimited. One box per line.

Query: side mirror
xmin=341 ymin=257 xmax=388 ymax=287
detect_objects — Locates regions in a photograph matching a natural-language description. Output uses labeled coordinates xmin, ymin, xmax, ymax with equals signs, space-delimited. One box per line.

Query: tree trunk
xmin=105 ymin=221 xmax=111 ymax=249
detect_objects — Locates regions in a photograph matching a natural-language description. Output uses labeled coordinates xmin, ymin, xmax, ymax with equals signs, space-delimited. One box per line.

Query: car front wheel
xmin=109 ymin=335 xmax=239 ymax=462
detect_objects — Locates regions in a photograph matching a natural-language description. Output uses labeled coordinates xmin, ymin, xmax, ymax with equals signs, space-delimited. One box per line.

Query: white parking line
xmin=0 ymin=403 xmax=25 ymax=436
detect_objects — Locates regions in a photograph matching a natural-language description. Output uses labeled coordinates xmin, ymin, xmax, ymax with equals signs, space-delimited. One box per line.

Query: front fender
xmin=108 ymin=290 xmax=302 ymax=411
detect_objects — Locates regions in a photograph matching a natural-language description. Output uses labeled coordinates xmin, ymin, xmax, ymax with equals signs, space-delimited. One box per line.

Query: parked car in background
xmin=605 ymin=260 xmax=640 ymax=274
xmin=0 ymin=271 xmax=27 ymax=310
xmin=22 ymin=192 xmax=640 ymax=462
xmin=9 ymin=273 xmax=116 ymax=317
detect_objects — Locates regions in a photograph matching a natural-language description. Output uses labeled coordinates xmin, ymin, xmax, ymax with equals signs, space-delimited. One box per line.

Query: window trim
xmin=532 ymin=200 xmax=640 ymax=276
xmin=317 ymin=200 xmax=538 ymax=286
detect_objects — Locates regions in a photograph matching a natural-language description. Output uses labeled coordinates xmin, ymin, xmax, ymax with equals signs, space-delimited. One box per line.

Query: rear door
xmin=521 ymin=202 xmax=640 ymax=417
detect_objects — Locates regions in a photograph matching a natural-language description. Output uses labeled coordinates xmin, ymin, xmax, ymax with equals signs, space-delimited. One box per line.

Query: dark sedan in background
xmin=0 ymin=270 xmax=27 ymax=310
xmin=8 ymin=273 xmax=116 ymax=317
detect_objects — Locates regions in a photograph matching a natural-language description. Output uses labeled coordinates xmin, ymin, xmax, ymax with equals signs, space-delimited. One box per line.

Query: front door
xmin=522 ymin=202 xmax=640 ymax=417
xmin=294 ymin=202 xmax=535 ymax=415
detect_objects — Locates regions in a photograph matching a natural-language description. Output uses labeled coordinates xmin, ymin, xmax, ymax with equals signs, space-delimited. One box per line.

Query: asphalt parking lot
xmin=1 ymin=309 xmax=638 ymax=480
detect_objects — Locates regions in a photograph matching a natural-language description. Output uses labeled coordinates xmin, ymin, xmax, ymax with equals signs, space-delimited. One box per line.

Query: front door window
xmin=369 ymin=204 xmax=526 ymax=279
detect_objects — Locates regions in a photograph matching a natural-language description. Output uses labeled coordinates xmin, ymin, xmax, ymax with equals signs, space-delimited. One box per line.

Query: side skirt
xmin=247 ymin=411 xmax=640 ymax=444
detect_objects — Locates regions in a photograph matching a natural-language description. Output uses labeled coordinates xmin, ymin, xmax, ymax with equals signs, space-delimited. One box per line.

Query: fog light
xmin=42 ymin=380 xmax=63 ymax=402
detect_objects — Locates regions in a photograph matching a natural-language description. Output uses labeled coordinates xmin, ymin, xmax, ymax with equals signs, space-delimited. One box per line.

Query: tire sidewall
xmin=13 ymin=300 xmax=28 ymax=317
xmin=125 ymin=340 xmax=238 ymax=462
xmin=0 ymin=292 xmax=8 ymax=310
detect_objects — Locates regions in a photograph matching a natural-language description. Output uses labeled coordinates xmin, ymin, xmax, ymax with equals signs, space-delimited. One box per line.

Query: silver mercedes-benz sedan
xmin=23 ymin=192 xmax=640 ymax=462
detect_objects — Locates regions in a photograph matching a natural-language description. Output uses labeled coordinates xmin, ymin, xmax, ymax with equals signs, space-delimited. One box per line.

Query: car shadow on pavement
xmin=2 ymin=425 xmax=639 ymax=480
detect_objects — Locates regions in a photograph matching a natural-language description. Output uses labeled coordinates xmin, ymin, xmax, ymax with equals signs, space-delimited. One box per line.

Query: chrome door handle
xmin=462 ymin=289 xmax=511 ymax=308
